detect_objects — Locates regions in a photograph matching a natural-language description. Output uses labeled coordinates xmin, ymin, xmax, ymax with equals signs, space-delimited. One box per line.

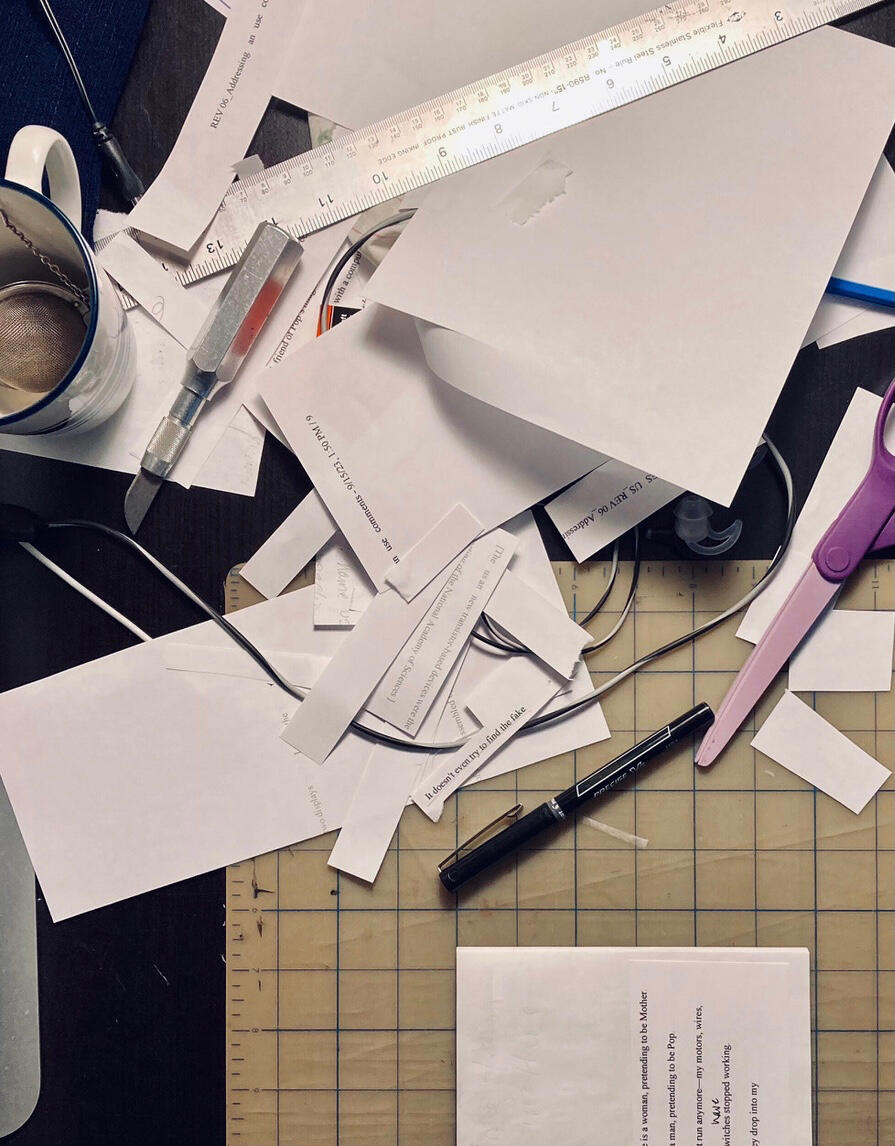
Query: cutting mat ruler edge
xmin=225 ymin=558 xmax=895 ymax=1146
xmin=102 ymin=0 xmax=875 ymax=302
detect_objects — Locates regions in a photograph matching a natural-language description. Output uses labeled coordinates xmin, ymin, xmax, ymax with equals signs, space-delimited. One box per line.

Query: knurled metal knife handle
xmin=136 ymin=222 xmax=303 ymax=481
xmin=139 ymin=372 xmax=215 ymax=478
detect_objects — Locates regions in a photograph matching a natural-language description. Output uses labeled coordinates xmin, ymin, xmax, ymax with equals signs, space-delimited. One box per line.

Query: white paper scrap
xmin=402 ymin=511 xmax=609 ymax=791
xmin=192 ymin=402 xmax=265 ymax=497
xmin=456 ymin=946 xmax=811 ymax=1146
xmin=412 ymin=655 xmax=563 ymax=821
xmin=366 ymin=29 xmax=895 ymax=505
xmin=231 ymin=154 xmax=265 ymax=179
xmin=314 ymin=533 xmax=376 ymax=627
xmin=98 ymin=232 xmax=207 ymax=347
xmin=386 ymin=503 xmax=483 ymax=602
xmin=327 ymin=749 xmax=419 ymax=883
xmin=738 ymin=388 xmax=893 ymax=643
xmin=237 ymin=221 xmax=356 ymax=373
xmin=273 ymin=0 xmax=645 ymax=128
xmin=241 ymin=490 xmax=336 ymax=599
xmin=127 ymin=0 xmax=296 ymax=253
xmin=0 ymin=294 xmax=256 ymax=496
xmin=470 ymin=677 xmax=610 ymax=789
xmin=816 ymin=306 xmax=895 ymax=350
xmin=282 ymin=572 xmax=455 ymax=763
xmin=789 ymin=610 xmax=895 ymax=693
xmin=752 ymin=691 xmax=890 ymax=813
xmin=364 ymin=530 xmax=516 ymax=734
xmin=484 ymin=567 xmax=590 ymax=679
xmin=162 ymin=643 xmax=329 ymax=688
xmin=546 ymin=460 xmax=682 ymax=561
xmin=131 ymin=223 xmax=356 ymax=493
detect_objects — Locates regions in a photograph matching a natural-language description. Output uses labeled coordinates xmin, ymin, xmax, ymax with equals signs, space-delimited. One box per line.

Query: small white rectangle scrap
xmin=789 ymin=610 xmax=895 ymax=692
xmin=327 ymin=749 xmax=419 ymax=883
xmin=386 ymin=503 xmax=483 ymax=601
xmin=282 ymin=574 xmax=451 ymax=763
xmin=751 ymin=691 xmax=890 ymax=814
xmin=98 ymin=232 xmax=207 ymax=348
xmin=412 ymin=656 xmax=562 ymax=821
xmin=241 ymin=490 xmax=336 ymax=599
xmin=365 ymin=529 xmax=516 ymax=733
xmin=545 ymin=459 xmax=681 ymax=562
xmin=314 ymin=535 xmax=376 ymax=627
xmin=484 ymin=568 xmax=590 ymax=679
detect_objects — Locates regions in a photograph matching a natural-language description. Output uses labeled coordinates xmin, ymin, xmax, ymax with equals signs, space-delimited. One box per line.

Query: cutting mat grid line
xmin=226 ymin=560 xmax=895 ymax=1146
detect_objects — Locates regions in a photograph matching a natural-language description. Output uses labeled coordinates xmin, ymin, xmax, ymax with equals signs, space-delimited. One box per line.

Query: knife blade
xmin=124 ymin=222 xmax=303 ymax=533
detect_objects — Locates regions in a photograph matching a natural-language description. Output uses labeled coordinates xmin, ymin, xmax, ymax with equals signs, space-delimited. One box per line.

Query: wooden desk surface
xmin=1 ymin=1 xmax=893 ymax=1142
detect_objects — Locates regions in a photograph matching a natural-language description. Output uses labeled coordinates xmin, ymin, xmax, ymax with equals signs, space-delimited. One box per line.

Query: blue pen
xmin=826 ymin=277 xmax=895 ymax=309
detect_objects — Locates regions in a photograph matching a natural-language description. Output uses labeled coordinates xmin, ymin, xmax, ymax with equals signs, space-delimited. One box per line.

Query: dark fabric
xmin=1 ymin=0 xmax=150 ymax=239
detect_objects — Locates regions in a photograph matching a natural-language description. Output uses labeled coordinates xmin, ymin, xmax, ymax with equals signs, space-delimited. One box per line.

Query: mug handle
xmin=5 ymin=126 xmax=82 ymax=233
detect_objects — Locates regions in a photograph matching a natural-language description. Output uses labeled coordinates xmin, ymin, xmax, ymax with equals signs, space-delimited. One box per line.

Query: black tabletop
xmin=1 ymin=1 xmax=894 ymax=1142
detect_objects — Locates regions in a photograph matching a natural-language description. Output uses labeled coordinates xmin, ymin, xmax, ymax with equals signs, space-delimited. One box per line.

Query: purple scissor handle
xmin=697 ymin=380 xmax=895 ymax=768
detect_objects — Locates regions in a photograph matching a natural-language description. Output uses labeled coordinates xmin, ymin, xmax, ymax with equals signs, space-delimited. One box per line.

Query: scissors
xmin=697 ymin=378 xmax=895 ymax=768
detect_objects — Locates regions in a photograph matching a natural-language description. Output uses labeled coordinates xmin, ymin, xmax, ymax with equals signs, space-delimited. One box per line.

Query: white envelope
xmin=259 ymin=304 xmax=600 ymax=587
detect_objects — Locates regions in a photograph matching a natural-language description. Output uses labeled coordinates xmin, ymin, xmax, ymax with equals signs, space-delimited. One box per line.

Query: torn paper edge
xmin=241 ymin=490 xmax=336 ymax=599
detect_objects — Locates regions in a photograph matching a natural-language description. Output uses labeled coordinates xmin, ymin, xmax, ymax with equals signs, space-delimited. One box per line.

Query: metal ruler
xmin=128 ymin=0 xmax=873 ymax=295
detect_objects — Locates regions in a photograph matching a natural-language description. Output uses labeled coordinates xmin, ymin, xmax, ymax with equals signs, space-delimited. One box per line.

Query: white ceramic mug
xmin=0 ymin=125 xmax=135 ymax=435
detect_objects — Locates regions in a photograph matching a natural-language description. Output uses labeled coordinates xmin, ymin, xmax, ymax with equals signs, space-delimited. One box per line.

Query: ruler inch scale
xmin=105 ymin=0 xmax=873 ymax=306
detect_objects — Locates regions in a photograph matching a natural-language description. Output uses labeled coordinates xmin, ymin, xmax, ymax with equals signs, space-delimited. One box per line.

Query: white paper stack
xmin=457 ymin=946 xmax=812 ymax=1146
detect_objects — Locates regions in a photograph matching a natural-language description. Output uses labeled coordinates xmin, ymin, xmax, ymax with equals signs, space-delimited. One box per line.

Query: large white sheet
xmin=365 ymin=29 xmax=895 ymax=504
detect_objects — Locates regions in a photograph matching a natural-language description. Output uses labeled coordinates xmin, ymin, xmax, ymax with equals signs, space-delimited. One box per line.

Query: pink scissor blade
xmin=696 ymin=563 xmax=839 ymax=768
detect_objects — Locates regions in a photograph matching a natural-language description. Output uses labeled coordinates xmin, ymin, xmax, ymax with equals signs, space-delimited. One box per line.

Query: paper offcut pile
xmin=1 ymin=2 xmax=893 ymax=922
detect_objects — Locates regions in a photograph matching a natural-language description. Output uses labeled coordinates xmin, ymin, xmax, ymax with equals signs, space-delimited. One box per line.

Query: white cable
xmin=19 ymin=542 xmax=153 ymax=643
xmin=583 ymin=435 xmax=795 ymax=703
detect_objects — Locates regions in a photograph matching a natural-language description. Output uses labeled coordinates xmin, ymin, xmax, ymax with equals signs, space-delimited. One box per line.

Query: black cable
xmin=36 ymin=0 xmax=145 ymax=207
xmin=318 ymin=210 xmax=416 ymax=331
xmin=521 ymin=433 xmax=797 ymax=734
xmin=44 ymin=520 xmax=457 ymax=754
xmin=36 ymin=0 xmax=98 ymax=121
xmin=580 ymin=527 xmax=641 ymax=652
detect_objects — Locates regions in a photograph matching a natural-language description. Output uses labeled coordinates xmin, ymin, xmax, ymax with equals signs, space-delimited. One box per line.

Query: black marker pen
xmin=438 ymin=703 xmax=714 ymax=893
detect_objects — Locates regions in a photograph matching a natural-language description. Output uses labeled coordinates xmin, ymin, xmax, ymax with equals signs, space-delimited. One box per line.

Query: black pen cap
xmin=670 ymin=702 xmax=714 ymax=739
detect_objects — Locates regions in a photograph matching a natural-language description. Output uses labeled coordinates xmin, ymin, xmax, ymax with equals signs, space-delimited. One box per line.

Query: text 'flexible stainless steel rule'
xmin=133 ymin=0 xmax=876 ymax=293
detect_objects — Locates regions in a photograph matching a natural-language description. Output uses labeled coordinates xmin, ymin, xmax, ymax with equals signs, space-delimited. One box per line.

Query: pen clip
xmin=437 ymin=803 xmax=523 ymax=871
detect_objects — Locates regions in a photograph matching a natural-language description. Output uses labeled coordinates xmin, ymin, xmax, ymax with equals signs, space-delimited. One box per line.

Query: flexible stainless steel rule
xmin=111 ymin=0 xmax=875 ymax=301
